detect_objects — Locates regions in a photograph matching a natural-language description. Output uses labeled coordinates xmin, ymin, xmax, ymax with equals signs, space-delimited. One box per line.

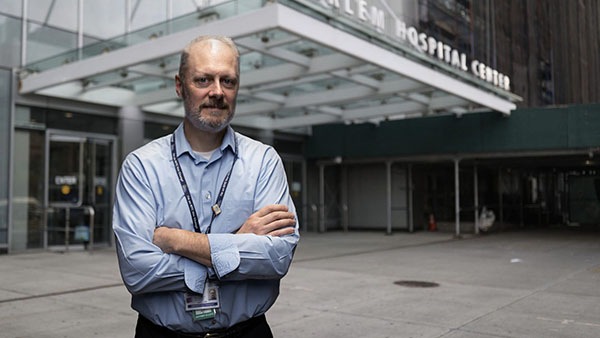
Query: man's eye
xmin=222 ymin=78 xmax=237 ymax=88
xmin=194 ymin=78 xmax=209 ymax=85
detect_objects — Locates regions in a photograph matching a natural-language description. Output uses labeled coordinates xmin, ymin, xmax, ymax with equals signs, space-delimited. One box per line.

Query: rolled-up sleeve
xmin=208 ymin=233 xmax=297 ymax=280
xmin=113 ymin=154 xmax=208 ymax=295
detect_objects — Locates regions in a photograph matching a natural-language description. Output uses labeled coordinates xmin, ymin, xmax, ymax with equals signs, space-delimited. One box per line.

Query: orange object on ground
xmin=428 ymin=214 xmax=437 ymax=231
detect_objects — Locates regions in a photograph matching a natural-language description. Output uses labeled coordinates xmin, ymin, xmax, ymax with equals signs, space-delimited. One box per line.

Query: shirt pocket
xmin=214 ymin=199 xmax=254 ymax=233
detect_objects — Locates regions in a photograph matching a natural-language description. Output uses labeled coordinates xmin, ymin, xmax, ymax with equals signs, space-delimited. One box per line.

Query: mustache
xmin=200 ymin=99 xmax=229 ymax=110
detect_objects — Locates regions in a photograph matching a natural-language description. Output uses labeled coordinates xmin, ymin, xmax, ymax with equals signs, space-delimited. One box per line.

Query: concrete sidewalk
xmin=1 ymin=229 xmax=599 ymax=338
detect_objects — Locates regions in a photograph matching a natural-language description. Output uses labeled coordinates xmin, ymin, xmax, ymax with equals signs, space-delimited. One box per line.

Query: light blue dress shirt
xmin=112 ymin=124 xmax=299 ymax=333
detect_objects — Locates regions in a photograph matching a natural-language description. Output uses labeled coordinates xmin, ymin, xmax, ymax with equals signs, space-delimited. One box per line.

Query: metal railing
xmin=46 ymin=205 xmax=95 ymax=252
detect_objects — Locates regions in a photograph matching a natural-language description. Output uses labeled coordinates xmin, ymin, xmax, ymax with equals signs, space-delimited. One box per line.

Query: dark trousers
xmin=135 ymin=314 xmax=273 ymax=338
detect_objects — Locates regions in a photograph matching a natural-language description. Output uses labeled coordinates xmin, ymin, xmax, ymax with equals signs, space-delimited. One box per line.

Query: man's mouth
xmin=201 ymin=104 xmax=228 ymax=111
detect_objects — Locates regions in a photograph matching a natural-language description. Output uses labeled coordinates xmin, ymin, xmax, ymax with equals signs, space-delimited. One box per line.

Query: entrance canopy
xmin=19 ymin=1 xmax=520 ymax=134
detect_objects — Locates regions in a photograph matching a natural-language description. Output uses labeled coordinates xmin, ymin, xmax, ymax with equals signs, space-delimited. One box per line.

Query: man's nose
xmin=209 ymin=81 xmax=224 ymax=98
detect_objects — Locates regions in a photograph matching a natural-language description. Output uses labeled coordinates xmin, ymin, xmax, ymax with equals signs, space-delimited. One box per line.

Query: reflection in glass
xmin=48 ymin=139 xmax=82 ymax=206
xmin=12 ymin=130 xmax=45 ymax=250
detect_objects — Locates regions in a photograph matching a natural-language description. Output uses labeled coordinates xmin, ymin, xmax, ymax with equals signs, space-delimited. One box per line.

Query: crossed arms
xmin=153 ymin=204 xmax=296 ymax=267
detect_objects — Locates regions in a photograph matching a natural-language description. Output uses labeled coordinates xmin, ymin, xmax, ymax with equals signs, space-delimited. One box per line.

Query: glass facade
xmin=12 ymin=129 xmax=45 ymax=250
xmin=1 ymin=0 xmax=236 ymax=68
xmin=83 ymin=0 xmax=126 ymax=39
xmin=1 ymin=0 xmax=243 ymax=252
xmin=25 ymin=0 xmax=258 ymax=74
xmin=0 ymin=15 xmax=22 ymax=67
xmin=11 ymin=106 xmax=118 ymax=251
xmin=27 ymin=20 xmax=78 ymax=64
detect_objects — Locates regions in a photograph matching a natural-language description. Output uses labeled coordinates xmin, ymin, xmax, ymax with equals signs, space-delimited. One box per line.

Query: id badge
xmin=185 ymin=281 xmax=220 ymax=311
xmin=193 ymin=308 xmax=216 ymax=321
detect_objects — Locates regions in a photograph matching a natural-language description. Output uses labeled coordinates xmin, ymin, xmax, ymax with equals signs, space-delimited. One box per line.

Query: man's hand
xmin=236 ymin=204 xmax=296 ymax=236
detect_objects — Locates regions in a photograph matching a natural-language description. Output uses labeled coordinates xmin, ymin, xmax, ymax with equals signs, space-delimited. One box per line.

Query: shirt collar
xmin=173 ymin=123 xmax=237 ymax=159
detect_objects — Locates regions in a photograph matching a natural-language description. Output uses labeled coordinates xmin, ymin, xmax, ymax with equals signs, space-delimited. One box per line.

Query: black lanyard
xmin=170 ymin=133 xmax=238 ymax=234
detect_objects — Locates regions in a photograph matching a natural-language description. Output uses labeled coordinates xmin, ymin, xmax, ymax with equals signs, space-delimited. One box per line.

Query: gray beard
xmin=186 ymin=109 xmax=233 ymax=133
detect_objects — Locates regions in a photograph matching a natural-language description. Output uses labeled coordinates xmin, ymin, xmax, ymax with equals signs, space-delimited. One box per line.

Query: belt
xmin=178 ymin=315 xmax=265 ymax=338
xmin=138 ymin=314 xmax=266 ymax=338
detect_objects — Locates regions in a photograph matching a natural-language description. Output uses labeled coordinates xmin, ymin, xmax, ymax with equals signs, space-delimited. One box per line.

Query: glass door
xmin=45 ymin=131 xmax=116 ymax=250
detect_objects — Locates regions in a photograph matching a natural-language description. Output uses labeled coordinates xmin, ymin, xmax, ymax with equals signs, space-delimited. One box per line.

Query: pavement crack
xmin=0 ymin=283 xmax=124 ymax=304
xmin=294 ymin=237 xmax=461 ymax=263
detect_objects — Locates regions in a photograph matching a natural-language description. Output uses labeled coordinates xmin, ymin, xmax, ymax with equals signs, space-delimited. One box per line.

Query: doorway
xmin=45 ymin=130 xmax=116 ymax=250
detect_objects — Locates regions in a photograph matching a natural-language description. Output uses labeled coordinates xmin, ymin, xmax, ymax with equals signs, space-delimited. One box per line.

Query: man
xmin=113 ymin=35 xmax=299 ymax=338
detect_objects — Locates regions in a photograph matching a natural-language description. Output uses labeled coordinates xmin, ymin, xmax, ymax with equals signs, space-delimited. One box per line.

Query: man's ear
xmin=175 ymin=75 xmax=183 ymax=98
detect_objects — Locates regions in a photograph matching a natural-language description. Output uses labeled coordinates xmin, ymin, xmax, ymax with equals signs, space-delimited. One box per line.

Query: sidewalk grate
xmin=394 ymin=280 xmax=439 ymax=288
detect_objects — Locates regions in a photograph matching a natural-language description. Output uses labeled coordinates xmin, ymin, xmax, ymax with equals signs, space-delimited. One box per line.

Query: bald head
xmin=178 ymin=35 xmax=240 ymax=82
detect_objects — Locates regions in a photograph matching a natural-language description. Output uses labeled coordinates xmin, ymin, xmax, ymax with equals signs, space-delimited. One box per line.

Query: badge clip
xmin=212 ymin=204 xmax=221 ymax=216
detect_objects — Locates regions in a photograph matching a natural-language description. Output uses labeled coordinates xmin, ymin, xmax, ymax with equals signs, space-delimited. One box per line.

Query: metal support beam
xmin=408 ymin=164 xmax=414 ymax=233
xmin=341 ymin=165 xmax=348 ymax=232
xmin=77 ymin=0 xmax=83 ymax=57
xmin=20 ymin=0 xmax=28 ymax=66
xmin=498 ymin=168 xmax=504 ymax=224
xmin=301 ymin=160 xmax=308 ymax=233
xmin=454 ymin=158 xmax=461 ymax=237
xmin=318 ymin=164 xmax=325 ymax=233
xmin=519 ymin=172 xmax=524 ymax=227
xmin=474 ymin=164 xmax=479 ymax=235
xmin=386 ymin=161 xmax=392 ymax=235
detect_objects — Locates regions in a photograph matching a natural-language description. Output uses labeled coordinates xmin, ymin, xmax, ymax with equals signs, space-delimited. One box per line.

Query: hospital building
xmin=0 ymin=0 xmax=599 ymax=253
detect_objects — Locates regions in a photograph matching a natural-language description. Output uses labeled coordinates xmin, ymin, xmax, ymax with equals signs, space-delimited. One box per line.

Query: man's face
xmin=176 ymin=40 xmax=239 ymax=133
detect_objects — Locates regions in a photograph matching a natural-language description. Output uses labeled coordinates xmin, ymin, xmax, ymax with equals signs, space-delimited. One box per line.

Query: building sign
xmin=55 ymin=175 xmax=77 ymax=185
xmin=312 ymin=0 xmax=511 ymax=91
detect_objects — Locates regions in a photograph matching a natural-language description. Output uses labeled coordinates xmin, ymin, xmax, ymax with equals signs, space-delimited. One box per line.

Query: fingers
xmin=268 ymin=226 xmax=296 ymax=237
xmin=262 ymin=210 xmax=295 ymax=225
xmin=237 ymin=204 xmax=296 ymax=236
xmin=258 ymin=206 xmax=295 ymax=235
xmin=261 ymin=216 xmax=296 ymax=235
xmin=254 ymin=204 xmax=289 ymax=217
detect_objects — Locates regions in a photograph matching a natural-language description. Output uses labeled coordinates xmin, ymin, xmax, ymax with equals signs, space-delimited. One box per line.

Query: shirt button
xmin=205 ymin=192 xmax=211 ymax=200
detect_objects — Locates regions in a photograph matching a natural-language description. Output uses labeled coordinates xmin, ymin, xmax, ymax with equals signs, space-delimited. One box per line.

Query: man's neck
xmin=183 ymin=120 xmax=226 ymax=152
